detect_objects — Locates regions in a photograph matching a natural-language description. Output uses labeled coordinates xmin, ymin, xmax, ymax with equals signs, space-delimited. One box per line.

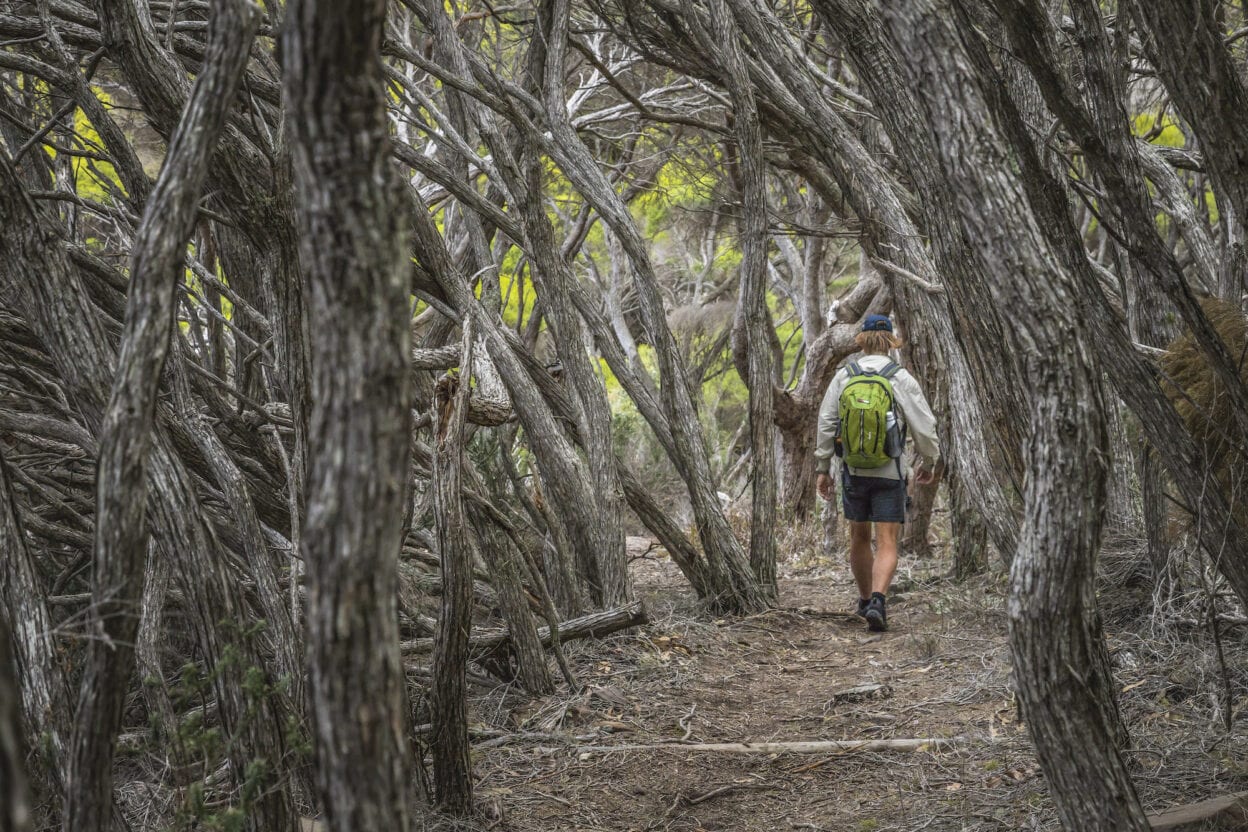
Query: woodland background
xmin=1 ymin=1 xmax=1247 ymax=830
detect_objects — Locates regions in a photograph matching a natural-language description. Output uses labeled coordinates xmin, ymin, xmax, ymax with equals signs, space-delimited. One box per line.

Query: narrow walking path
xmin=471 ymin=554 xmax=1040 ymax=831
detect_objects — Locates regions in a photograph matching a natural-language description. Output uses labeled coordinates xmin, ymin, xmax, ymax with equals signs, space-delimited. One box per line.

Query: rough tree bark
xmin=410 ymin=0 xmax=635 ymax=610
xmin=532 ymin=50 xmax=771 ymax=614
xmin=993 ymin=0 xmax=1248 ymax=443
xmin=430 ymin=324 xmax=476 ymax=814
xmin=0 ymin=445 xmax=72 ymax=792
xmin=531 ymin=0 xmax=632 ymax=607
xmin=283 ymin=0 xmax=421 ymax=827
xmin=713 ymin=0 xmax=778 ymax=596
xmin=469 ymin=512 xmax=555 ymax=693
xmin=1 ymin=154 xmax=300 ymax=832
xmin=67 ymin=3 xmax=263 ymax=829
xmin=948 ymin=469 xmax=988 ymax=579
xmin=387 ymin=26 xmax=767 ymax=609
xmin=1058 ymin=0 xmax=1172 ymax=582
xmin=647 ymin=0 xmax=1020 ymax=558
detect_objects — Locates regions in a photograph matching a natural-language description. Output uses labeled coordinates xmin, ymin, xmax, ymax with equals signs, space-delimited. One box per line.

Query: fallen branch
xmin=1145 ymin=791 xmax=1248 ymax=831
xmin=399 ymin=600 xmax=647 ymax=657
xmin=546 ymin=736 xmax=974 ymax=755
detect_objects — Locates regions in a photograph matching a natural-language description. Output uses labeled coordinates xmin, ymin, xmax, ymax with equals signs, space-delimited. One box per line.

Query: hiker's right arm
xmin=814 ymin=371 xmax=844 ymax=475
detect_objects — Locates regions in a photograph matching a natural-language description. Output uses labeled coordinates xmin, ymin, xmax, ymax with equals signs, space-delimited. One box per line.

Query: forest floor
xmin=466 ymin=534 xmax=1248 ymax=831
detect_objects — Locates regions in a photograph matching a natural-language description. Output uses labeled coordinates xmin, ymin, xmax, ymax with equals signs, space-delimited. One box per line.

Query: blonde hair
xmin=855 ymin=330 xmax=903 ymax=354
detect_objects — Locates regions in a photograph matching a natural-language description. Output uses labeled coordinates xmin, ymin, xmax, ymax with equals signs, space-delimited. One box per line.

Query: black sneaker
xmin=865 ymin=593 xmax=887 ymax=632
xmin=855 ymin=598 xmax=870 ymax=619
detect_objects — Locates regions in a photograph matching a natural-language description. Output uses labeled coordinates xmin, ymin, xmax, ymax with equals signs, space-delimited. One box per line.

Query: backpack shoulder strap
xmin=847 ymin=361 xmax=863 ymax=378
xmin=878 ymin=361 xmax=901 ymax=380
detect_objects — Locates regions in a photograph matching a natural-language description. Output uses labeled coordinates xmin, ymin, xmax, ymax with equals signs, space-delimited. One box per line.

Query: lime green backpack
xmin=837 ymin=361 xmax=902 ymax=469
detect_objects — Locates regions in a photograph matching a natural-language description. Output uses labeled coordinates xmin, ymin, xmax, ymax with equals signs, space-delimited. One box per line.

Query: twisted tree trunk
xmin=1131 ymin=0 xmax=1248 ymax=301
xmin=983 ymin=0 xmax=1248 ymax=609
xmin=284 ymin=0 xmax=421 ymax=826
xmin=66 ymin=3 xmax=269 ymax=828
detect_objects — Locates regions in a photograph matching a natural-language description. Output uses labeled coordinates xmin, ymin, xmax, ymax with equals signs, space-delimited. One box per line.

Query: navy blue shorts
xmin=841 ymin=468 xmax=907 ymax=523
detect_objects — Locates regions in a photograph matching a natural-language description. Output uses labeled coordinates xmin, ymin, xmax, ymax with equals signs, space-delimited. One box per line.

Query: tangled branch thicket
xmin=1 ymin=1 xmax=1248 ymax=830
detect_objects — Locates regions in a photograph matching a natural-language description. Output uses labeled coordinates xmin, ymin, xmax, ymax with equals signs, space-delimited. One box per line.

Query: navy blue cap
xmin=862 ymin=314 xmax=893 ymax=332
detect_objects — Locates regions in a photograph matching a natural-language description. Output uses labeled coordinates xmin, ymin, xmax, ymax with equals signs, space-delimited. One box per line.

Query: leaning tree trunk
xmin=1131 ymin=0 xmax=1248 ymax=301
xmin=283 ymin=0 xmax=421 ymax=827
xmin=531 ymin=0 xmax=632 ymax=607
xmin=414 ymin=0 xmax=630 ymax=609
xmin=711 ymin=0 xmax=1023 ymax=558
xmin=983 ymin=0 xmax=1248 ymax=609
xmin=994 ymin=0 xmax=1248 ymax=442
xmin=532 ymin=44 xmax=770 ymax=613
xmin=879 ymin=3 xmax=1150 ymax=828
xmin=2 ymin=149 xmax=300 ymax=832
xmin=67 ymin=3 xmax=263 ymax=829
xmin=1060 ymin=0 xmax=1174 ymax=587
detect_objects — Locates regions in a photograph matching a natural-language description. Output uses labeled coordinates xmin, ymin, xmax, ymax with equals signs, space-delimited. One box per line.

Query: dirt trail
xmin=470 ymin=550 xmax=1248 ymax=831
xmin=470 ymin=554 xmax=1044 ymax=831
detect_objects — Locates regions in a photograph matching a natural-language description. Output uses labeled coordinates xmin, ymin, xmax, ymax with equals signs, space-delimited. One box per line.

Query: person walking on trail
xmin=814 ymin=314 xmax=941 ymax=632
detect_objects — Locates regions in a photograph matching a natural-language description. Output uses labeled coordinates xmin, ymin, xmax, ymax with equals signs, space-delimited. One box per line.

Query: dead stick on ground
xmin=678 ymin=703 xmax=697 ymax=741
xmin=1145 ymin=791 xmax=1248 ymax=831
xmin=685 ymin=783 xmax=776 ymax=806
xmin=547 ymin=737 xmax=983 ymax=755
xmin=665 ymin=783 xmax=776 ymax=817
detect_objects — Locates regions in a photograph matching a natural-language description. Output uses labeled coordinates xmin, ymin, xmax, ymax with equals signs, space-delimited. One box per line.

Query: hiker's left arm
xmin=898 ymin=374 xmax=940 ymax=466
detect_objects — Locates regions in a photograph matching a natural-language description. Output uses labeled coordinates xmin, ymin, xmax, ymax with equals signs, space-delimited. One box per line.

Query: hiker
xmin=814 ymin=314 xmax=941 ymax=632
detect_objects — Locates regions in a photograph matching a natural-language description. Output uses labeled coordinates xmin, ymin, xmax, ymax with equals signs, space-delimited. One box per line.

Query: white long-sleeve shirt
xmin=815 ymin=354 xmax=941 ymax=480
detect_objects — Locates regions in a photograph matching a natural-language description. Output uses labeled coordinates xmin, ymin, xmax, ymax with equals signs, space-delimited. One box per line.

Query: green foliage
xmin=634 ymin=146 xmax=719 ymax=230
xmin=38 ymin=86 xmax=129 ymax=203
xmin=1131 ymin=112 xmax=1185 ymax=148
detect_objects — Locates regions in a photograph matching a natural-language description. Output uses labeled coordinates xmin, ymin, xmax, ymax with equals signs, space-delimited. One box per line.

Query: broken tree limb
xmin=549 ymin=737 xmax=978 ymax=755
xmin=399 ymin=600 xmax=648 ymax=657
xmin=1145 ymin=791 xmax=1248 ymax=831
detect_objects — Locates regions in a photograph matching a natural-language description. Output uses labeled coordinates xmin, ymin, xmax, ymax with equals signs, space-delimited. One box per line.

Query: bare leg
xmin=873 ymin=522 xmax=901 ymax=596
xmin=849 ymin=521 xmax=874 ymax=600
